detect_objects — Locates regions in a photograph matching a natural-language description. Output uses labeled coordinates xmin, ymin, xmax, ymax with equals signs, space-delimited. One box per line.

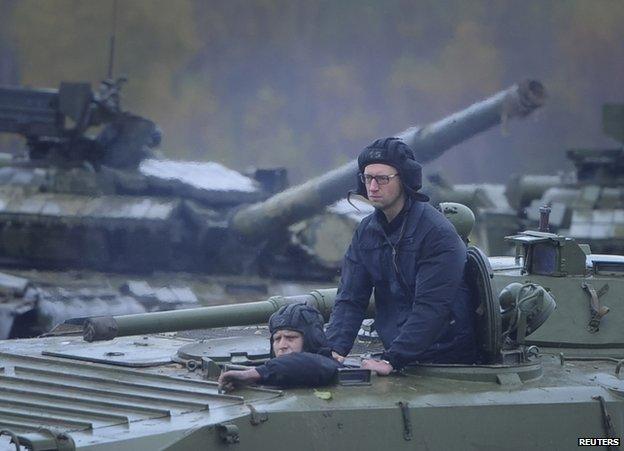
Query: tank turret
xmin=0 ymin=78 xmax=545 ymax=278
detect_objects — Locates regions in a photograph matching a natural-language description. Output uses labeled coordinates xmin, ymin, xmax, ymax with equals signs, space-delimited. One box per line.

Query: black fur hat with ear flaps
xmin=356 ymin=137 xmax=429 ymax=202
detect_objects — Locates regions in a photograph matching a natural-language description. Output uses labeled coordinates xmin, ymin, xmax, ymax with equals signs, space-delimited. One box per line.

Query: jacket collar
xmin=369 ymin=196 xmax=424 ymax=238
xmin=375 ymin=196 xmax=411 ymax=230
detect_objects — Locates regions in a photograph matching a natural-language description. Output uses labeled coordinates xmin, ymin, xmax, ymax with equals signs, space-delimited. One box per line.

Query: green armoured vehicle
xmin=456 ymin=103 xmax=624 ymax=256
xmin=0 ymin=210 xmax=623 ymax=450
xmin=507 ymin=104 xmax=624 ymax=255
xmin=0 ymin=79 xmax=545 ymax=338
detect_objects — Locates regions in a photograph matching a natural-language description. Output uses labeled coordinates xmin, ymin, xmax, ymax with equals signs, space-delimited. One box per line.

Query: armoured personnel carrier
xmin=465 ymin=103 xmax=624 ymax=256
xmin=0 ymin=78 xmax=545 ymax=338
xmin=0 ymin=211 xmax=622 ymax=450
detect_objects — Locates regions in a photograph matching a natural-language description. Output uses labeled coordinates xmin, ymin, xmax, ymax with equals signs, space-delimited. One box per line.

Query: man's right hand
xmin=218 ymin=368 xmax=261 ymax=393
xmin=331 ymin=351 xmax=345 ymax=363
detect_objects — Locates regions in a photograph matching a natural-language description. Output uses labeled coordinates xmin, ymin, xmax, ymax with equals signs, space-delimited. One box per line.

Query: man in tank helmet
xmin=326 ymin=137 xmax=478 ymax=375
xmin=218 ymin=303 xmax=340 ymax=391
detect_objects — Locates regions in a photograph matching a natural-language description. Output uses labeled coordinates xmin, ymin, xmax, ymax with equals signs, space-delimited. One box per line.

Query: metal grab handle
xmin=582 ymin=282 xmax=610 ymax=333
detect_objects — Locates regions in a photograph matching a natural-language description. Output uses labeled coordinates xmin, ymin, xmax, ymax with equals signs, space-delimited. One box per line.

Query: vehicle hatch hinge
xmin=247 ymin=404 xmax=268 ymax=426
xmin=582 ymin=282 xmax=610 ymax=333
xmin=217 ymin=424 xmax=240 ymax=445
xmin=0 ymin=429 xmax=76 ymax=451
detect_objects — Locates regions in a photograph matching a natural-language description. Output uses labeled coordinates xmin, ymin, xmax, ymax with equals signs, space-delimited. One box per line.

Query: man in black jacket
xmin=326 ymin=137 xmax=477 ymax=375
xmin=218 ymin=304 xmax=340 ymax=391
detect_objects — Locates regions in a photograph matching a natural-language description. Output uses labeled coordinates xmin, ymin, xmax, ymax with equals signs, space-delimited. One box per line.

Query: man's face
xmin=272 ymin=329 xmax=304 ymax=357
xmin=364 ymin=163 xmax=405 ymax=213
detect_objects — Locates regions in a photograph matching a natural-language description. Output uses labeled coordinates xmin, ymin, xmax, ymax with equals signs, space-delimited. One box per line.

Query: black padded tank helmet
xmin=356 ymin=137 xmax=429 ymax=202
xmin=268 ymin=303 xmax=328 ymax=357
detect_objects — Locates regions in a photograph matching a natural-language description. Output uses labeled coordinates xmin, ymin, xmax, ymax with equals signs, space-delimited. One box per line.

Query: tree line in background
xmin=1 ymin=0 xmax=623 ymax=184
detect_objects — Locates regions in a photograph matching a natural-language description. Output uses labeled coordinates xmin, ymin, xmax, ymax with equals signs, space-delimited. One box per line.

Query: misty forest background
xmin=0 ymin=0 xmax=623 ymax=186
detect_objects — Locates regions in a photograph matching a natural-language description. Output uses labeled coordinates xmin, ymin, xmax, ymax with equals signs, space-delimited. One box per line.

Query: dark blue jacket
xmin=255 ymin=352 xmax=341 ymax=388
xmin=326 ymin=199 xmax=477 ymax=369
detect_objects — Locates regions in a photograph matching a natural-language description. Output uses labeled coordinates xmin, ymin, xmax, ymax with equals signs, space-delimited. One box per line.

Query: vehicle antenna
xmin=106 ymin=0 xmax=118 ymax=79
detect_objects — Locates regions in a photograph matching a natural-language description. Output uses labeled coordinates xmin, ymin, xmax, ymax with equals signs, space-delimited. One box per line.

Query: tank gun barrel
xmin=505 ymin=174 xmax=561 ymax=210
xmin=397 ymin=79 xmax=545 ymax=161
xmin=83 ymin=288 xmax=375 ymax=341
xmin=232 ymin=80 xmax=546 ymax=240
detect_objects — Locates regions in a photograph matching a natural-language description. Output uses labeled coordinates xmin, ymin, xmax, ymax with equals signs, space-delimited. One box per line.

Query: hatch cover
xmin=42 ymin=336 xmax=188 ymax=367
xmin=176 ymin=336 xmax=270 ymax=365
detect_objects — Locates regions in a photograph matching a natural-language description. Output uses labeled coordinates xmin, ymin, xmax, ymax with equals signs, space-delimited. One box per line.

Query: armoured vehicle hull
xmin=0 ymin=346 xmax=620 ymax=451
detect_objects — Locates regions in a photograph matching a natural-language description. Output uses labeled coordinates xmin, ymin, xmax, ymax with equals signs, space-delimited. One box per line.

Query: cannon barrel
xmin=232 ymin=80 xmax=546 ymax=241
xmin=83 ymin=288 xmax=376 ymax=341
xmin=505 ymin=174 xmax=561 ymax=210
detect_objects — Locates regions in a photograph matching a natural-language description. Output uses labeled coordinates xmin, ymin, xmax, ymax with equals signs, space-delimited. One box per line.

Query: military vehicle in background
xmin=0 ymin=208 xmax=623 ymax=450
xmin=0 ymin=78 xmax=545 ymax=338
xmin=445 ymin=103 xmax=624 ymax=256
xmin=506 ymin=103 xmax=624 ymax=255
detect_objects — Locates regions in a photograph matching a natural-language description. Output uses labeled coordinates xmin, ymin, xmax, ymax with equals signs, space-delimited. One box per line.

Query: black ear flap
xmin=401 ymin=158 xmax=430 ymax=202
xmin=401 ymin=158 xmax=422 ymax=191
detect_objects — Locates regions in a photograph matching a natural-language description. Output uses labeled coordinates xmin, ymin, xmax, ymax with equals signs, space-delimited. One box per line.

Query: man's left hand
xmin=361 ymin=359 xmax=393 ymax=376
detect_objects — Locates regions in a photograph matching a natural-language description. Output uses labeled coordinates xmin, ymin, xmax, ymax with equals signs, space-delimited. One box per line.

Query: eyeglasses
xmin=359 ymin=173 xmax=399 ymax=186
